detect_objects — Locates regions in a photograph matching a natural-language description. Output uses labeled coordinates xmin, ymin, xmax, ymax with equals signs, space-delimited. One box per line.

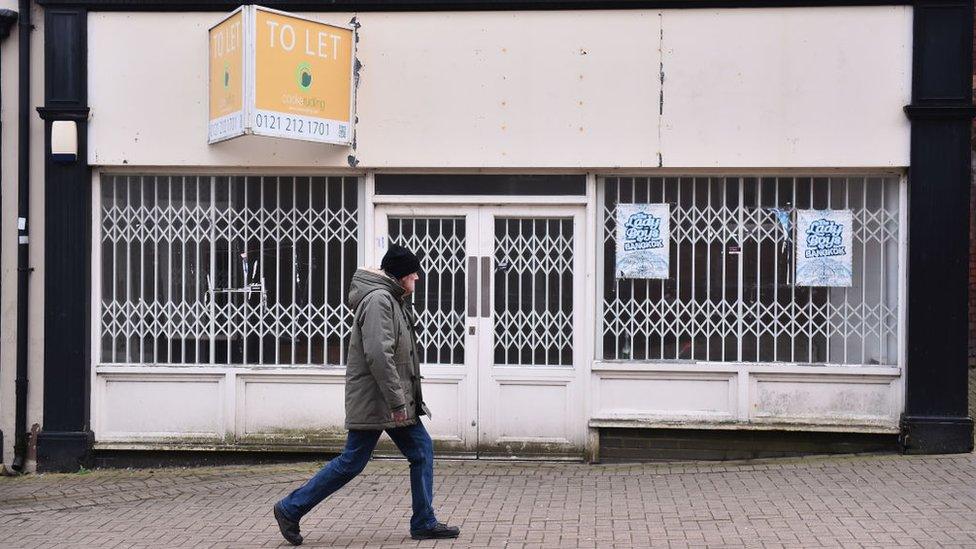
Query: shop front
xmin=90 ymin=170 xmax=904 ymax=460
xmin=0 ymin=0 xmax=971 ymax=470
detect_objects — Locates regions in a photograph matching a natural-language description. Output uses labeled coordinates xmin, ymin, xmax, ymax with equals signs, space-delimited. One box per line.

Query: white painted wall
xmin=0 ymin=1 xmax=46 ymax=468
xmin=659 ymin=9 xmax=912 ymax=167
xmin=87 ymin=6 xmax=911 ymax=169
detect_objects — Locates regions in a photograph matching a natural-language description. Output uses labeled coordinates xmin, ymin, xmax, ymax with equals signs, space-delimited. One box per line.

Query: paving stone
xmin=0 ymin=453 xmax=975 ymax=547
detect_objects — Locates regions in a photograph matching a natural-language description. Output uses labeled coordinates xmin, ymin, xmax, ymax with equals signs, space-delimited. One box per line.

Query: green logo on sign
xmin=296 ymin=62 xmax=313 ymax=91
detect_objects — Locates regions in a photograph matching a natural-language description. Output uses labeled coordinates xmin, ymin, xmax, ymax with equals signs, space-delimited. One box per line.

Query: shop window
xmin=99 ymin=175 xmax=360 ymax=366
xmin=601 ymin=176 xmax=901 ymax=365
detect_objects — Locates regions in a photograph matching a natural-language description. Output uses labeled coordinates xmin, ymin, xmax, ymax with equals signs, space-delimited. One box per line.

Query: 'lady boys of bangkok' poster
xmin=795 ymin=209 xmax=853 ymax=287
xmin=616 ymin=204 xmax=670 ymax=279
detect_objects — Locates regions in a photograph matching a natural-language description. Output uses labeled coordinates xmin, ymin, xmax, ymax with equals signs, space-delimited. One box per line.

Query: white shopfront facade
xmin=85 ymin=6 xmax=911 ymax=459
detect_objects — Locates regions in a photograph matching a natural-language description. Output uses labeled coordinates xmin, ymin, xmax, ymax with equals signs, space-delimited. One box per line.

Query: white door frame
xmin=374 ymin=202 xmax=589 ymax=458
xmin=374 ymin=204 xmax=481 ymax=454
xmin=476 ymin=205 xmax=587 ymax=458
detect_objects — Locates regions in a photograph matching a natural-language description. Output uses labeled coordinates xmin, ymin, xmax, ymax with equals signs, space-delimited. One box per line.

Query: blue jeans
xmin=278 ymin=421 xmax=438 ymax=532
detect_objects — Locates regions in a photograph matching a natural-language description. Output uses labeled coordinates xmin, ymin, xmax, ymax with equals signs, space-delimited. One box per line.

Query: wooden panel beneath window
xmin=591 ymin=363 xmax=901 ymax=432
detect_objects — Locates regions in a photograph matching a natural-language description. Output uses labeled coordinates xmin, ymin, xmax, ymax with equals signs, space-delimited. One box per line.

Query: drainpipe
xmin=12 ymin=0 xmax=30 ymax=472
xmin=0 ymin=8 xmax=15 ymax=468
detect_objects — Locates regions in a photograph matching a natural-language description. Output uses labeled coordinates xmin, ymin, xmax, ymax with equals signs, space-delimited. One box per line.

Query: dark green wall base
xmin=599 ymin=428 xmax=900 ymax=462
xmin=94 ymin=449 xmax=340 ymax=470
xmin=36 ymin=431 xmax=94 ymax=472
xmin=900 ymin=415 xmax=974 ymax=454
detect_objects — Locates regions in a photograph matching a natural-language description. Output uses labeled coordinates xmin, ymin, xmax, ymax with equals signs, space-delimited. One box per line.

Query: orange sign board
xmin=208 ymin=9 xmax=245 ymax=142
xmin=208 ymin=6 xmax=356 ymax=145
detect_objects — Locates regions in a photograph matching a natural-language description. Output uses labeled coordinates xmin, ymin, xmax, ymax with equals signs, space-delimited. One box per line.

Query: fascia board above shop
xmin=87 ymin=7 xmax=910 ymax=167
xmin=36 ymin=0 xmax=914 ymax=10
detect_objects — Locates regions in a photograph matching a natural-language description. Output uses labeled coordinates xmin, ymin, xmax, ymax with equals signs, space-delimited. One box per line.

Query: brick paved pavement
xmin=1 ymin=452 xmax=975 ymax=548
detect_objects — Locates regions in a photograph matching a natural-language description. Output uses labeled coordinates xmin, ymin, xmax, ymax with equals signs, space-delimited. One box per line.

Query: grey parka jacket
xmin=344 ymin=268 xmax=429 ymax=430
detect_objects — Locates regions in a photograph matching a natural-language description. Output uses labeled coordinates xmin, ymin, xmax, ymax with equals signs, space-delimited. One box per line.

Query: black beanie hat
xmin=381 ymin=244 xmax=421 ymax=279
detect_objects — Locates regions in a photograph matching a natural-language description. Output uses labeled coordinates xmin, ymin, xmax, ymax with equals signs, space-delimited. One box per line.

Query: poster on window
xmin=795 ymin=209 xmax=853 ymax=287
xmin=616 ymin=204 xmax=670 ymax=279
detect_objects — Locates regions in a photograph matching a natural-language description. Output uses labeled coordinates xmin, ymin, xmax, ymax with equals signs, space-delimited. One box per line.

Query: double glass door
xmin=374 ymin=205 xmax=585 ymax=458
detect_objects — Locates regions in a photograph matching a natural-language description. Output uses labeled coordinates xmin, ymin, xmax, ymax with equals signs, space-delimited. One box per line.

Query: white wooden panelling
xmin=94 ymin=369 xmax=468 ymax=447
xmin=236 ymin=373 xmax=346 ymax=440
xmin=593 ymin=372 xmax=736 ymax=421
xmin=97 ymin=373 xmax=225 ymax=440
xmin=419 ymin=376 xmax=467 ymax=443
xmin=591 ymin=363 xmax=901 ymax=432
xmin=750 ymin=373 xmax=899 ymax=426
xmin=494 ymin=380 xmax=571 ymax=442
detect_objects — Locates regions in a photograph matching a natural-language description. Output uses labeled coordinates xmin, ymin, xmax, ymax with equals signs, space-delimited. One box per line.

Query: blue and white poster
xmin=795 ymin=209 xmax=853 ymax=287
xmin=616 ymin=204 xmax=670 ymax=279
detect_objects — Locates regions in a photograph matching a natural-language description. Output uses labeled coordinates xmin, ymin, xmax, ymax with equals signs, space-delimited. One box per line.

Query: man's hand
xmin=392 ymin=408 xmax=408 ymax=422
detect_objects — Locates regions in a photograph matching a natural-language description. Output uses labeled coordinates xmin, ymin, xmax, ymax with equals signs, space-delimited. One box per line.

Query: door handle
xmin=480 ymin=256 xmax=491 ymax=318
xmin=467 ymin=256 xmax=478 ymax=316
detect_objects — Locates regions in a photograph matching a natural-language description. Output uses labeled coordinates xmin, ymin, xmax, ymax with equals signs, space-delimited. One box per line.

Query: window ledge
xmin=588 ymin=417 xmax=900 ymax=434
xmin=591 ymin=361 xmax=901 ymax=377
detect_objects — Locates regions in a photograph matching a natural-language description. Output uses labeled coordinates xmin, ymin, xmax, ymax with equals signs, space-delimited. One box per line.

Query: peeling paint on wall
xmin=353 ymin=57 xmax=363 ymax=91
xmin=657 ymin=12 xmax=664 ymax=168
xmin=350 ymin=16 xmax=362 ymax=154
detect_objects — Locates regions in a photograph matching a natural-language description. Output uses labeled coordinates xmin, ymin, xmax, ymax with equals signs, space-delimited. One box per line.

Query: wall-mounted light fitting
xmin=51 ymin=120 xmax=77 ymax=163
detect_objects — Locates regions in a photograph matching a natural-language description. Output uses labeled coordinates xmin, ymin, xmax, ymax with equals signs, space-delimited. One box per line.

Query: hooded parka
xmin=344 ymin=269 xmax=429 ymax=430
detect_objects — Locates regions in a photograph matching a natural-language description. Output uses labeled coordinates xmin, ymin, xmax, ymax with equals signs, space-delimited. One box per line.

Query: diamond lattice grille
xmin=602 ymin=176 xmax=900 ymax=365
xmin=389 ymin=217 xmax=467 ymax=365
xmin=100 ymin=175 xmax=359 ymax=366
xmin=494 ymin=218 xmax=575 ymax=366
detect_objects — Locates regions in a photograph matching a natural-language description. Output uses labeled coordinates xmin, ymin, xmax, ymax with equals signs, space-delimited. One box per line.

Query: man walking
xmin=273 ymin=245 xmax=461 ymax=545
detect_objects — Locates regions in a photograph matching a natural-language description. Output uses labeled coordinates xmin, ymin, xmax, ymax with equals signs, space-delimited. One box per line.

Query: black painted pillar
xmin=35 ymin=7 xmax=92 ymax=472
xmin=901 ymin=0 xmax=976 ymax=453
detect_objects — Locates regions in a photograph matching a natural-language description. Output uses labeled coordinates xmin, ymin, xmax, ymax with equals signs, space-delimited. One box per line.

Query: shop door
xmin=374 ymin=205 xmax=585 ymax=458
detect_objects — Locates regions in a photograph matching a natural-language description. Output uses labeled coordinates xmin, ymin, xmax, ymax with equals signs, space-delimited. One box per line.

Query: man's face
xmin=399 ymin=272 xmax=419 ymax=295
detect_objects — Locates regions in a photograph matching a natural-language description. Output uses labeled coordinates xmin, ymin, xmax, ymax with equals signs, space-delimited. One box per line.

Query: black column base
xmin=36 ymin=430 xmax=94 ymax=472
xmin=900 ymin=415 xmax=974 ymax=454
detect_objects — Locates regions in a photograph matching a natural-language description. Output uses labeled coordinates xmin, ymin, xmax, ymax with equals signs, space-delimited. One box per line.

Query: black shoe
xmin=273 ymin=502 xmax=303 ymax=546
xmin=411 ymin=522 xmax=461 ymax=540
